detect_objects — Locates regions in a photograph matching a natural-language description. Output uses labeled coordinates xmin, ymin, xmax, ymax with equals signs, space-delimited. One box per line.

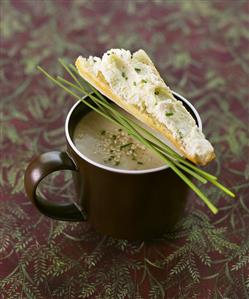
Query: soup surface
xmin=73 ymin=109 xmax=168 ymax=170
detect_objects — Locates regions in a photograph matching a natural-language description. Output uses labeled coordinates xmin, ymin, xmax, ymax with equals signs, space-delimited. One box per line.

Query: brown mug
xmin=24 ymin=92 xmax=202 ymax=240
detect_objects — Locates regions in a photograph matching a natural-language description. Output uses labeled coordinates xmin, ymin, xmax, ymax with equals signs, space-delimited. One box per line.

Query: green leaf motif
xmin=79 ymin=284 xmax=96 ymax=298
xmin=170 ymin=256 xmax=189 ymax=276
xmin=0 ymin=1 xmax=31 ymax=39
xmin=173 ymin=52 xmax=192 ymax=69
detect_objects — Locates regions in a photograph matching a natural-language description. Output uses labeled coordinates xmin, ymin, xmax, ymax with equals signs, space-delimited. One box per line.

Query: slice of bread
xmin=75 ymin=49 xmax=215 ymax=166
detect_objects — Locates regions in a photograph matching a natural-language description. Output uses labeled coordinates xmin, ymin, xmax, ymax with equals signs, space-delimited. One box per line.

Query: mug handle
xmin=24 ymin=151 xmax=85 ymax=221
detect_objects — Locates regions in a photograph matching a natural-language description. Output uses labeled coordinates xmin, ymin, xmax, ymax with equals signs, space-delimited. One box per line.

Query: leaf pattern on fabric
xmin=0 ymin=1 xmax=248 ymax=298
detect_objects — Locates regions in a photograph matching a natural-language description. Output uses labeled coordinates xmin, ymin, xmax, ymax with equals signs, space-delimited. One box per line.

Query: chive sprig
xmin=37 ymin=60 xmax=235 ymax=214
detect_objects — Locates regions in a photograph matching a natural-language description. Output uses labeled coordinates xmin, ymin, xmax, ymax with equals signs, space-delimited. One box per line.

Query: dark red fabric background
xmin=1 ymin=1 xmax=249 ymax=298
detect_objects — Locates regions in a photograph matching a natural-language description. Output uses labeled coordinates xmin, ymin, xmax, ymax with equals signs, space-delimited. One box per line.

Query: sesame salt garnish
xmin=97 ymin=127 xmax=147 ymax=167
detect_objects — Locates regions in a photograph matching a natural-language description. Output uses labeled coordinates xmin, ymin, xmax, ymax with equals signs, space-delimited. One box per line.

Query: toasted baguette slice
xmin=75 ymin=49 xmax=215 ymax=165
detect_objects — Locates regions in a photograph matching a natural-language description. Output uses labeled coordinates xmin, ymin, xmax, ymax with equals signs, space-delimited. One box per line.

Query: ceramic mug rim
xmin=65 ymin=91 xmax=202 ymax=175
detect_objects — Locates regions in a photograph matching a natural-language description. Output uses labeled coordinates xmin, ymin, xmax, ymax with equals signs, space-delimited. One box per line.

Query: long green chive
xmin=57 ymin=76 xmax=82 ymax=93
xmin=54 ymin=65 xmax=223 ymax=188
xmin=37 ymin=62 xmax=236 ymax=214
xmin=37 ymin=67 xmax=121 ymax=127
xmin=209 ymin=179 xmax=235 ymax=198
xmin=63 ymin=65 xmax=223 ymax=189
xmin=58 ymin=59 xmax=84 ymax=91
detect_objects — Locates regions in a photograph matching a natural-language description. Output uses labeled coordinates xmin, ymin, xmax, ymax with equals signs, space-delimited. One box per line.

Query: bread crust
xmin=75 ymin=56 xmax=215 ymax=166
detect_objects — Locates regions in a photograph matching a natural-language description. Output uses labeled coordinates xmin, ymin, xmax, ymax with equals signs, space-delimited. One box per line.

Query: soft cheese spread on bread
xmin=76 ymin=49 xmax=215 ymax=165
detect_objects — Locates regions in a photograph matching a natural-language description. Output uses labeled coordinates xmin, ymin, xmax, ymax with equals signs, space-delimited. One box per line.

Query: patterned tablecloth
xmin=1 ymin=1 xmax=249 ymax=298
